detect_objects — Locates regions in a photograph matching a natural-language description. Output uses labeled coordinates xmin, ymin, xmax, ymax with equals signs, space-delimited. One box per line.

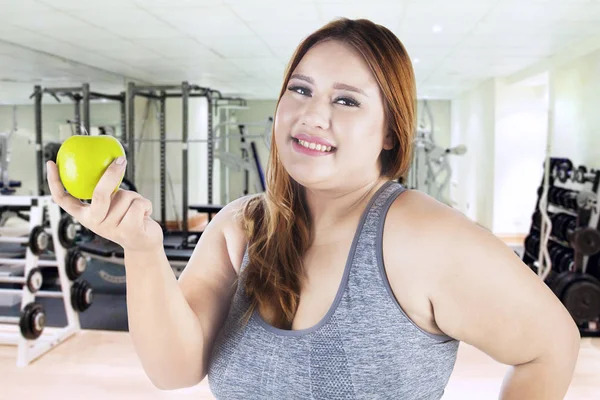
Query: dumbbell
xmin=525 ymin=233 xmax=541 ymax=257
xmin=0 ymin=302 xmax=46 ymax=340
xmin=573 ymin=166 xmax=598 ymax=184
xmin=0 ymin=267 xmax=43 ymax=293
xmin=555 ymin=161 xmax=573 ymax=183
xmin=531 ymin=210 xmax=557 ymax=232
xmin=65 ymin=248 xmax=87 ymax=281
xmin=71 ymin=279 xmax=93 ymax=312
xmin=549 ymin=244 xmax=574 ymax=272
xmin=0 ymin=225 xmax=49 ymax=255
xmin=552 ymin=214 xmax=577 ymax=242
xmin=58 ymin=215 xmax=78 ymax=248
xmin=548 ymin=187 xmax=579 ymax=211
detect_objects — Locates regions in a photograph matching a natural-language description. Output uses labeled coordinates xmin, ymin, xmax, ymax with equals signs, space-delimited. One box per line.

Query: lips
xmin=292 ymin=133 xmax=336 ymax=149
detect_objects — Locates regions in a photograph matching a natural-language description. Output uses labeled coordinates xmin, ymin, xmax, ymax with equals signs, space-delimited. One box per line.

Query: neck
xmin=303 ymin=177 xmax=389 ymax=235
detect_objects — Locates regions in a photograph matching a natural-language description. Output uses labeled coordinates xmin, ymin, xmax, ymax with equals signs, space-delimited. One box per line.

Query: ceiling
xmin=1 ymin=0 xmax=599 ymax=104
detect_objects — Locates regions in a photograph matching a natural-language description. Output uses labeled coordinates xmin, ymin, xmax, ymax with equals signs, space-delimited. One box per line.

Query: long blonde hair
xmin=239 ymin=18 xmax=416 ymax=329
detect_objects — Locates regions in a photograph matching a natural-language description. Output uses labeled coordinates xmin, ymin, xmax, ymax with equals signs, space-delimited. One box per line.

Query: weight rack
xmin=0 ymin=196 xmax=92 ymax=366
xmin=523 ymin=157 xmax=600 ymax=336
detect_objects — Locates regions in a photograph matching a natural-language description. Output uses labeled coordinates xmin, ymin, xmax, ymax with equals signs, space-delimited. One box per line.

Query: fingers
xmin=120 ymin=197 xmax=153 ymax=232
xmin=46 ymin=161 xmax=88 ymax=219
xmin=101 ymin=189 xmax=143 ymax=229
xmin=89 ymin=157 xmax=127 ymax=225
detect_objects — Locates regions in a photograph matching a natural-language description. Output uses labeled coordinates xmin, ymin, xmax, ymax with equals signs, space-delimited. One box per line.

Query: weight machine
xmin=403 ymin=101 xmax=466 ymax=206
xmin=0 ymin=196 xmax=93 ymax=366
xmin=72 ymin=81 xmax=271 ymax=274
xmin=523 ymin=158 xmax=600 ymax=336
xmin=31 ymin=84 xmax=128 ymax=197
xmin=122 ymin=81 xmax=270 ymax=247
xmin=0 ymin=106 xmax=24 ymax=195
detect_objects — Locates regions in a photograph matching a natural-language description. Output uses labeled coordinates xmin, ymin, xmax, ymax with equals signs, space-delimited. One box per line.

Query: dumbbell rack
xmin=523 ymin=158 xmax=600 ymax=336
xmin=0 ymin=196 xmax=86 ymax=366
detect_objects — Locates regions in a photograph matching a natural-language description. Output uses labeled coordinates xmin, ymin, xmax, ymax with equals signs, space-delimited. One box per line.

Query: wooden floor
xmin=0 ymin=329 xmax=598 ymax=399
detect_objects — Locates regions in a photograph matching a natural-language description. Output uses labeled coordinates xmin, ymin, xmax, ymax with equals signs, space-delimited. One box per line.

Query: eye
xmin=288 ymin=85 xmax=311 ymax=96
xmin=335 ymin=97 xmax=360 ymax=107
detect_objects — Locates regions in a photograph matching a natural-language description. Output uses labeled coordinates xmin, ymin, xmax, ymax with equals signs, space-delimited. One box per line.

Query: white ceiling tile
xmin=67 ymin=7 xmax=182 ymax=40
xmin=229 ymin=2 xmax=320 ymax=23
xmin=37 ymin=0 xmax=136 ymax=10
xmin=41 ymin=26 xmax=123 ymax=47
xmin=484 ymin=2 xmax=583 ymax=23
xmin=132 ymin=37 xmax=216 ymax=59
xmin=269 ymin=46 xmax=297 ymax=63
xmin=247 ymin=19 xmax=324 ymax=38
xmin=134 ymin=0 xmax=223 ymax=7
xmin=0 ymin=1 xmax=55 ymax=16
xmin=397 ymin=20 xmax=477 ymax=37
xmin=208 ymin=37 xmax=273 ymax=58
xmin=151 ymin=6 xmax=252 ymax=38
xmin=403 ymin=1 xmax=493 ymax=22
xmin=1 ymin=10 xmax=90 ymax=31
xmin=260 ymin=34 xmax=307 ymax=49
xmin=400 ymin=33 xmax=466 ymax=48
xmin=317 ymin=2 xmax=404 ymax=27
xmin=228 ymin=57 xmax=286 ymax=74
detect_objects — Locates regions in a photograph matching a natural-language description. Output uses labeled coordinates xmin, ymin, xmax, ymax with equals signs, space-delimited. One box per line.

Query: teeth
xmin=297 ymin=139 xmax=334 ymax=153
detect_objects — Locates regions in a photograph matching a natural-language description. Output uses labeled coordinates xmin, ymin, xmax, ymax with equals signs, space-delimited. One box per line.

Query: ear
xmin=383 ymin=131 xmax=395 ymax=151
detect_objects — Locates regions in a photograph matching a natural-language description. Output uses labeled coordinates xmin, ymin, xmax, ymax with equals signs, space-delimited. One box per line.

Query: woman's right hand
xmin=46 ymin=157 xmax=164 ymax=252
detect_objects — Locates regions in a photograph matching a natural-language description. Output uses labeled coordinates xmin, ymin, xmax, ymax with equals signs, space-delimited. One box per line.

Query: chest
xmin=290 ymin=238 xmax=354 ymax=330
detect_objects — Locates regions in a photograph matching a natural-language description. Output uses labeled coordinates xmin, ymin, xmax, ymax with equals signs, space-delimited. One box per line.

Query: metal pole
xmin=239 ymin=125 xmax=249 ymax=195
xmin=182 ymin=81 xmax=189 ymax=240
xmin=82 ymin=83 xmax=91 ymax=135
xmin=119 ymin=93 xmax=126 ymax=143
xmin=207 ymin=93 xmax=214 ymax=205
xmin=135 ymin=84 xmax=181 ymax=91
xmin=74 ymin=96 xmax=81 ymax=135
xmin=160 ymin=92 xmax=167 ymax=229
xmin=34 ymin=85 xmax=44 ymax=196
xmin=126 ymin=82 xmax=136 ymax=185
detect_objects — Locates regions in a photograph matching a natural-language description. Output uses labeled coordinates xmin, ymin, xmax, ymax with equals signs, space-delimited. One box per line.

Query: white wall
xmin=493 ymin=78 xmax=548 ymax=235
xmin=451 ymin=79 xmax=497 ymax=229
xmin=552 ymin=48 xmax=600 ymax=167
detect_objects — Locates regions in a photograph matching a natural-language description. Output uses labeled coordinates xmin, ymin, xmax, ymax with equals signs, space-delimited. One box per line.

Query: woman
xmin=47 ymin=18 xmax=580 ymax=400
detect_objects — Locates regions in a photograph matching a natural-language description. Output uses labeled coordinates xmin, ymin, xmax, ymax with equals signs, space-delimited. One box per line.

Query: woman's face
xmin=274 ymin=39 xmax=393 ymax=191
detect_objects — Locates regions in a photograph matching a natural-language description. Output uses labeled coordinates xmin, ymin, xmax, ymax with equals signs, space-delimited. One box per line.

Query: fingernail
xmin=115 ymin=156 xmax=126 ymax=165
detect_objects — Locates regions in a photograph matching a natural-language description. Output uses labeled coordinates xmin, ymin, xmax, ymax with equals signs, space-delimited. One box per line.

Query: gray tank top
xmin=208 ymin=181 xmax=459 ymax=399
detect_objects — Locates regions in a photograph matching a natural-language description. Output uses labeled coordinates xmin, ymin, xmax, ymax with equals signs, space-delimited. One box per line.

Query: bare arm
xmin=125 ymin=197 xmax=247 ymax=389
xmin=393 ymin=192 xmax=580 ymax=399
xmin=46 ymin=159 xmax=247 ymax=390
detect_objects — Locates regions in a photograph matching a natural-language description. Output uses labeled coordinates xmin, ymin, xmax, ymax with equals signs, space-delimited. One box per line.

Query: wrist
xmin=123 ymin=246 xmax=167 ymax=265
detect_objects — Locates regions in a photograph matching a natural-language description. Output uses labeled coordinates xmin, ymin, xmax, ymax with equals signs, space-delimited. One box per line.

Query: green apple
xmin=56 ymin=135 xmax=126 ymax=200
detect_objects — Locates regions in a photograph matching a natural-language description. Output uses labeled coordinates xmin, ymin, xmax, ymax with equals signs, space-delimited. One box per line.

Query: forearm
xmin=499 ymin=343 xmax=579 ymax=400
xmin=124 ymin=248 xmax=204 ymax=389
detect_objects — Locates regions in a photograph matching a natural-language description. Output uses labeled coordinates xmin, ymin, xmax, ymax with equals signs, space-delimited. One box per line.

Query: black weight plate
xmin=572 ymin=228 xmax=600 ymax=256
xmin=19 ymin=302 xmax=45 ymax=340
xmin=28 ymin=226 xmax=48 ymax=255
xmin=557 ymin=164 xmax=571 ymax=183
xmin=58 ymin=215 xmax=77 ymax=248
xmin=563 ymin=280 xmax=600 ymax=324
xmin=574 ymin=166 xmax=587 ymax=183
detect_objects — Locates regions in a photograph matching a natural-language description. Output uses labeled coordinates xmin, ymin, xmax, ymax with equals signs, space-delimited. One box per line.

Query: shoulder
xmin=213 ymin=194 xmax=263 ymax=275
xmin=385 ymin=188 xmax=473 ymax=250
xmin=383 ymin=188 xmax=490 ymax=284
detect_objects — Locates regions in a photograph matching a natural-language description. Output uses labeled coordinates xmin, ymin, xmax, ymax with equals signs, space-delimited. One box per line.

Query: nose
xmin=300 ymin=96 xmax=330 ymax=130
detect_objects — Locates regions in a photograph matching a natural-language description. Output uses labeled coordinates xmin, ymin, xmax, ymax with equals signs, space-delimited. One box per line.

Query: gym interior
xmin=1 ymin=1 xmax=599 ymax=399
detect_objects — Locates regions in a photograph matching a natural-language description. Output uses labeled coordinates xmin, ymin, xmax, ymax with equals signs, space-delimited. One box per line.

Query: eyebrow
xmin=289 ymin=74 xmax=368 ymax=97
